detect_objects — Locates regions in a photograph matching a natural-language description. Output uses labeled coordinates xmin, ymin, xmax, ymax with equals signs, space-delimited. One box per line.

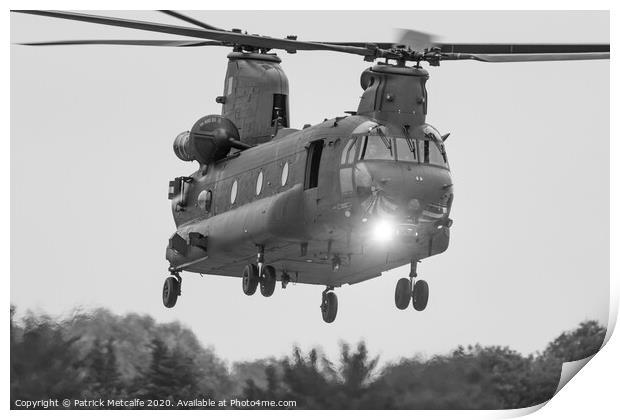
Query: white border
xmin=5 ymin=1 xmax=617 ymax=419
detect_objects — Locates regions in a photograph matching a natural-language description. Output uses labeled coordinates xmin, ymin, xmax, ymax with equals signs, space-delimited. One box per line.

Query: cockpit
xmin=340 ymin=128 xmax=448 ymax=168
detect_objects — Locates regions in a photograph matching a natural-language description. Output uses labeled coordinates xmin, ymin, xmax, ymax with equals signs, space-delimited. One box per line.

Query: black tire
xmin=242 ymin=264 xmax=259 ymax=296
xmin=395 ymin=277 xmax=412 ymax=310
xmin=162 ymin=276 xmax=180 ymax=308
xmin=260 ymin=265 xmax=277 ymax=297
xmin=412 ymin=279 xmax=429 ymax=311
xmin=321 ymin=292 xmax=338 ymax=323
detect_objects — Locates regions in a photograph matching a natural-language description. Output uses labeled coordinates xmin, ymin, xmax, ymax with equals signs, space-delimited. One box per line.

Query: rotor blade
xmin=396 ymin=29 xmax=437 ymax=51
xmin=437 ymin=43 xmax=609 ymax=54
xmin=159 ymin=10 xmax=224 ymax=32
xmin=17 ymin=39 xmax=225 ymax=47
xmin=12 ymin=10 xmax=381 ymax=58
xmin=310 ymin=42 xmax=395 ymax=49
xmin=441 ymin=52 xmax=610 ymax=62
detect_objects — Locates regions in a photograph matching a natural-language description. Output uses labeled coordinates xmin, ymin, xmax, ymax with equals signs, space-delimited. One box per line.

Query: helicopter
xmin=13 ymin=10 xmax=610 ymax=323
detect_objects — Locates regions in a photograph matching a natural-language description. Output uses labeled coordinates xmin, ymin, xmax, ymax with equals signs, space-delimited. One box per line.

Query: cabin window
xmin=304 ymin=140 xmax=323 ymax=190
xmin=281 ymin=161 xmax=289 ymax=186
xmin=256 ymin=171 xmax=264 ymax=196
xmin=395 ymin=137 xmax=417 ymax=162
xmin=358 ymin=135 xmax=394 ymax=161
xmin=230 ymin=180 xmax=238 ymax=204
xmin=197 ymin=190 xmax=213 ymax=212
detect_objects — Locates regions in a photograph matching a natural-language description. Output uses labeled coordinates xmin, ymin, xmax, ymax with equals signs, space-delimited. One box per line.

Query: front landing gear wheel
xmin=260 ymin=265 xmax=277 ymax=297
xmin=412 ymin=279 xmax=429 ymax=311
xmin=321 ymin=291 xmax=338 ymax=323
xmin=395 ymin=277 xmax=412 ymax=310
xmin=162 ymin=276 xmax=180 ymax=308
xmin=242 ymin=264 xmax=259 ymax=296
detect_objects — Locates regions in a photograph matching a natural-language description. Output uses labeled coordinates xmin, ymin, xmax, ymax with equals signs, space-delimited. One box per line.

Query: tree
xmin=83 ymin=338 xmax=122 ymax=400
xmin=11 ymin=312 xmax=87 ymax=407
xmin=543 ymin=320 xmax=606 ymax=362
xmin=137 ymin=337 xmax=200 ymax=404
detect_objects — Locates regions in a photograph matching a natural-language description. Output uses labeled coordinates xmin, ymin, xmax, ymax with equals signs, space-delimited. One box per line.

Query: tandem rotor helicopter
xmin=14 ymin=10 xmax=610 ymax=323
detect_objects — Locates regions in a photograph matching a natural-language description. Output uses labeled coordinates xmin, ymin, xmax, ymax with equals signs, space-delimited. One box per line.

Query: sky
xmin=10 ymin=10 xmax=609 ymax=364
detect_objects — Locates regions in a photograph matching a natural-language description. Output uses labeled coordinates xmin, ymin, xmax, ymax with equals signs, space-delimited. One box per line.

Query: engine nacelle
xmin=173 ymin=115 xmax=241 ymax=165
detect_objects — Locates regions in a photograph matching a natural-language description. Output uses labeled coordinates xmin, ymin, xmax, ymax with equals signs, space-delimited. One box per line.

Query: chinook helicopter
xmin=14 ymin=10 xmax=610 ymax=323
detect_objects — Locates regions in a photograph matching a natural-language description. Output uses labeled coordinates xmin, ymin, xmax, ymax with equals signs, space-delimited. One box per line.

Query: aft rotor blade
xmin=12 ymin=10 xmax=380 ymax=57
xmin=18 ymin=39 xmax=225 ymax=47
xmin=159 ymin=10 xmax=224 ymax=32
xmin=442 ymin=52 xmax=610 ymax=62
xmin=310 ymin=41 xmax=395 ymax=49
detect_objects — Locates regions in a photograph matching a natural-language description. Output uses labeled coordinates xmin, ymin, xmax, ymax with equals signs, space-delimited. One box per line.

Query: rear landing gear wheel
xmin=260 ymin=265 xmax=277 ymax=297
xmin=321 ymin=290 xmax=338 ymax=323
xmin=242 ymin=264 xmax=259 ymax=296
xmin=162 ymin=276 xmax=180 ymax=308
xmin=395 ymin=277 xmax=412 ymax=310
xmin=412 ymin=279 xmax=429 ymax=311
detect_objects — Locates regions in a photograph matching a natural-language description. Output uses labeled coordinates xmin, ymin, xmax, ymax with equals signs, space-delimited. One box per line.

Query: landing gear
xmin=412 ymin=279 xmax=429 ymax=311
xmin=395 ymin=278 xmax=412 ymax=310
xmin=242 ymin=264 xmax=260 ymax=296
xmin=260 ymin=265 xmax=277 ymax=297
xmin=162 ymin=275 xmax=181 ymax=308
xmin=321 ymin=287 xmax=338 ymax=323
xmin=394 ymin=260 xmax=430 ymax=312
xmin=243 ymin=245 xmax=277 ymax=297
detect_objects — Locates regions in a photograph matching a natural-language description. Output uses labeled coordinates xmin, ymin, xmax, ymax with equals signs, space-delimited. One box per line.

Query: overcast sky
xmin=10 ymin=10 xmax=609 ymax=363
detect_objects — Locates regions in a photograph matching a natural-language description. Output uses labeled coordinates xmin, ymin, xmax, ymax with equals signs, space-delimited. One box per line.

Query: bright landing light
xmin=371 ymin=219 xmax=395 ymax=242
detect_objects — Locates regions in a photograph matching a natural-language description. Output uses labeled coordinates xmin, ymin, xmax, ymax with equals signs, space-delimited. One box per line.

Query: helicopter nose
xmin=354 ymin=161 xmax=452 ymax=219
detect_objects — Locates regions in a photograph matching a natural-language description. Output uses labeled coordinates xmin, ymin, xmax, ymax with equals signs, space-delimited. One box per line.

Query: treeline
xmin=10 ymin=306 xmax=605 ymax=409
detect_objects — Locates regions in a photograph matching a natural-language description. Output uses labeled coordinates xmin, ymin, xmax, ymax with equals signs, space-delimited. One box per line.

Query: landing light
xmin=371 ymin=219 xmax=395 ymax=242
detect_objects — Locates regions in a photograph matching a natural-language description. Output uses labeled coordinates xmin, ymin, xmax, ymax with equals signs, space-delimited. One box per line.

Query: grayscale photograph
xmin=10 ymin=9 xmax=610 ymax=410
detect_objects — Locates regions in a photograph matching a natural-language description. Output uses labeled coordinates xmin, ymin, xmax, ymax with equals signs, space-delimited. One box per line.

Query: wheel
xmin=260 ymin=265 xmax=277 ymax=297
xmin=412 ymin=279 xmax=429 ymax=311
xmin=242 ymin=264 xmax=259 ymax=296
xmin=162 ymin=276 xmax=180 ymax=308
xmin=321 ymin=292 xmax=338 ymax=323
xmin=395 ymin=277 xmax=412 ymax=310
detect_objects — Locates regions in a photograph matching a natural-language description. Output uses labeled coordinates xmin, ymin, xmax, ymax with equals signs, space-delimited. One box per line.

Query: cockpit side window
xmin=419 ymin=139 xmax=448 ymax=167
xmin=358 ymin=135 xmax=394 ymax=161
xmin=340 ymin=138 xmax=358 ymax=165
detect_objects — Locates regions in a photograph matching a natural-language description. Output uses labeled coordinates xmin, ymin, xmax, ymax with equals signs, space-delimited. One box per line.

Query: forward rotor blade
xmin=314 ymin=29 xmax=436 ymax=51
xmin=17 ymin=39 xmax=224 ymax=47
xmin=12 ymin=10 xmax=380 ymax=58
xmin=437 ymin=43 xmax=610 ymax=54
xmin=396 ymin=29 xmax=437 ymax=51
xmin=159 ymin=10 xmax=224 ymax=32
xmin=442 ymin=52 xmax=610 ymax=62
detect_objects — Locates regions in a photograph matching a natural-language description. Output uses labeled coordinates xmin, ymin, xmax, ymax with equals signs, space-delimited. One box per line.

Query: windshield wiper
xmin=403 ymin=125 xmax=416 ymax=157
xmin=374 ymin=127 xmax=393 ymax=157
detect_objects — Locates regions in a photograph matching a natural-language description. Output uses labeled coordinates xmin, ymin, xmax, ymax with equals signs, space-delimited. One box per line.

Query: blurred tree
xmin=83 ymin=338 xmax=122 ymax=400
xmin=10 ymin=311 xmax=86 ymax=407
xmin=136 ymin=337 xmax=202 ymax=405
xmin=10 ymin=305 xmax=607 ymax=411
xmin=543 ymin=320 xmax=606 ymax=362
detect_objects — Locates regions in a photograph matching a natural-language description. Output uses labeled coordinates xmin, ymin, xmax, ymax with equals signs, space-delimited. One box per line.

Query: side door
xmin=302 ymin=139 xmax=324 ymax=224
xmin=316 ymin=137 xmax=342 ymax=222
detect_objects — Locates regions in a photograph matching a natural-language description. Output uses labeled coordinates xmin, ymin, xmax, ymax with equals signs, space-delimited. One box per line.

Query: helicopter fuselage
xmin=166 ymin=114 xmax=453 ymax=286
